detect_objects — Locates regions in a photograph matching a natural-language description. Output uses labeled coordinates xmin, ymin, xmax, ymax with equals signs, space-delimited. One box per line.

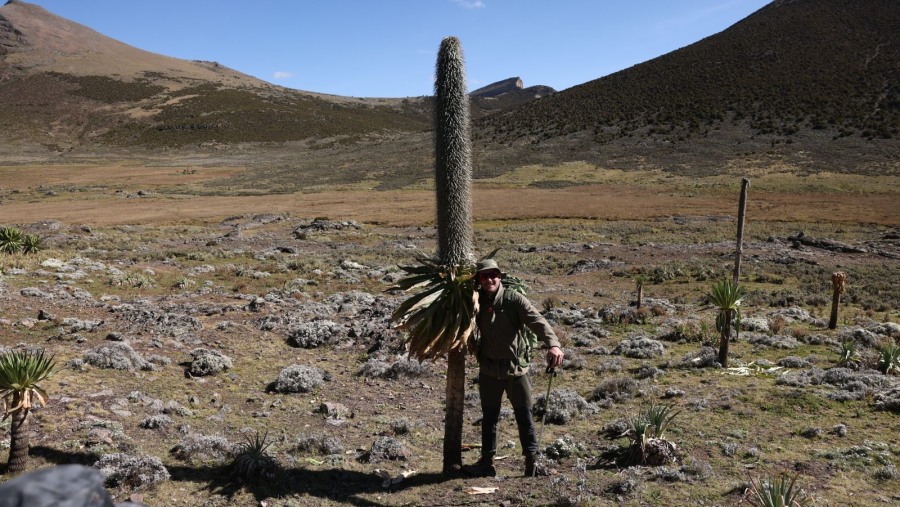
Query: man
xmin=463 ymin=259 xmax=564 ymax=477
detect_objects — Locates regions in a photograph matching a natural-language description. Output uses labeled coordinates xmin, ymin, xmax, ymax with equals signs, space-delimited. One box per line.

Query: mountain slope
xmin=475 ymin=0 xmax=899 ymax=175
xmin=0 ymin=0 xmax=438 ymax=154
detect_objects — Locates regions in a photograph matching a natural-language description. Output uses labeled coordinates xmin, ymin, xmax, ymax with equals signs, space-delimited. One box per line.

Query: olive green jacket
xmin=476 ymin=283 xmax=561 ymax=378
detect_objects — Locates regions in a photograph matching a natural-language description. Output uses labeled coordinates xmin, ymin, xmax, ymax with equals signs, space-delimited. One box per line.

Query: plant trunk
xmin=443 ymin=348 xmax=466 ymax=474
xmin=718 ymin=310 xmax=732 ymax=367
xmin=434 ymin=36 xmax=474 ymax=475
xmin=733 ymin=178 xmax=750 ymax=285
xmin=828 ymin=272 xmax=846 ymax=330
xmin=636 ymin=284 xmax=644 ymax=309
xmin=828 ymin=290 xmax=841 ymax=330
xmin=7 ymin=407 xmax=30 ymax=474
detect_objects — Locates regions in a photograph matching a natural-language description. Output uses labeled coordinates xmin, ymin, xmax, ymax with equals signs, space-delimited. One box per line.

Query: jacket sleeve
xmin=512 ymin=292 xmax=561 ymax=349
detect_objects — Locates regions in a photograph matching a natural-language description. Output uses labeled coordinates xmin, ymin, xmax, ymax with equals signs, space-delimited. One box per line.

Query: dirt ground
xmin=0 ymin=165 xmax=898 ymax=506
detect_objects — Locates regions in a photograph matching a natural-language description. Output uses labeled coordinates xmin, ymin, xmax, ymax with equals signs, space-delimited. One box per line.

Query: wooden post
xmin=733 ymin=178 xmax=750 ymax=285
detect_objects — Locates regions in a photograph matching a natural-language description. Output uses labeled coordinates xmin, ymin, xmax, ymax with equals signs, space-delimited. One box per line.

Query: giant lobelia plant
xmin=390 ymin=36 xmax=475 ymax=475
xmin=0 ymin=349 xmax=56 ymax=473
xmin=706 ymin=279 xmax=746 ymax=367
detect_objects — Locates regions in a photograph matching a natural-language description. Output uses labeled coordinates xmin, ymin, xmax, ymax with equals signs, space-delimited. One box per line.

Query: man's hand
xmin=546 ymin=346 xmax=564 ymax=369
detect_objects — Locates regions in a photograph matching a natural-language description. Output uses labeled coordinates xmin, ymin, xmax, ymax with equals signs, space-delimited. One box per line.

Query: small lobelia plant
xmin=21 ymin=234 xmax=42 ymax=255
xmin=877 ymin=342 xmax=900 ymax=375
xmin=706 ymin=279 xmax=746 ymax=367
xmin=836 ymin=340 xmax=859 ymax=368
xmin=0 ymin=226 xmax=24 ymax=254
xmin=745 ymin=473 xmax=811 ymax=506
xmin=624 ymin=404 xmax=680 ymax=466
xmin=231 ymin=429 xmax=278 ymax=481
xmin=0 ymin=349 xmax=56 ymax=473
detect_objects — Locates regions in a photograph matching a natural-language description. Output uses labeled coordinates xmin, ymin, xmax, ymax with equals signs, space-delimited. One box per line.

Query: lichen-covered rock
xmin=0 ymin=464 xmax=126 ymax=507
xmin=83 ymin=343 xmax=153 ymax=371
xmin=188 ymin=348 xmax=233 ymax=376
xmin=273 ymin=365 xmax=327 ymax=393
xmin=94 ymin=452 xmax=170 ymax=489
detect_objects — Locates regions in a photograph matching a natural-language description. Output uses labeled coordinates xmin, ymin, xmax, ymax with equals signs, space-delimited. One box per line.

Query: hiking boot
xmin=525 ymin=454 xmax=548 ymax=477
xmin=462 ymin=457 xmax=496 ymax=477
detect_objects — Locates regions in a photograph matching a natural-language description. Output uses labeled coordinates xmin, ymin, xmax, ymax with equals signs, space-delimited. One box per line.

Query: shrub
xmin=612 ymin=336 xmax=665 ymax=359
xmin=287 ymin=320 xmax=341 ymax=348
xmin=95 ymin=453 xmax=170 ymax=489
xmin=273 ymin=365 xmax=326 ymax=393
xmin=171 ymin=433 xmax=235 ymax=463
xmin=188 ymin=348 xmax=233 ymax=376
xmin=296 ymin=433 xmax=344 ymax=455
xmin=589 ymin=377 xmax=638 ymax=403
xmin=83 ymin=343 xmax=153 ymax=371
xmin=364 ymin=436 xmax=408 ymax=463
xmin=139 ymin=415 xmax=173 ymax=430
xmin=357 ymin=358 xmax=432 ymax=379
xmin=533 ymin=388 xmax=596 ymax=424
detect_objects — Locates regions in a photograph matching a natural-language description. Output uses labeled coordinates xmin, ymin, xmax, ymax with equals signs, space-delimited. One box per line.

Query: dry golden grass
xmin=2 ymin=165 xmax=897 ymax=227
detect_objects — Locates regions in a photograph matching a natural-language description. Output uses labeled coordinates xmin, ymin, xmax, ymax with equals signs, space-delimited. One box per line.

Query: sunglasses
xmin=478 ymin=270 xmax=501 ymax=281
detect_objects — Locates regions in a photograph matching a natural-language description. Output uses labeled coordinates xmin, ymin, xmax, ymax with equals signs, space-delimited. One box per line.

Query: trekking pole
xmin=533 ymin=365 xmax=556 ymax=477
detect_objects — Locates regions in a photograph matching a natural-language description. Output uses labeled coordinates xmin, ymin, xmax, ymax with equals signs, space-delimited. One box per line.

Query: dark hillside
xmin=475 ymin=0 xmax=899 ymax=175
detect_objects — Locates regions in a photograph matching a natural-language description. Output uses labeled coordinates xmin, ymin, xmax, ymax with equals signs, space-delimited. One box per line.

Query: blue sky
xmin=29 ymin=0 xmax=771 ymax=98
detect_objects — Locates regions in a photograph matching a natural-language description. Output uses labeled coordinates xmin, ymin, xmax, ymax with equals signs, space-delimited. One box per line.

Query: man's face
xmin=477 ymin=269 xmax=502 ymax=294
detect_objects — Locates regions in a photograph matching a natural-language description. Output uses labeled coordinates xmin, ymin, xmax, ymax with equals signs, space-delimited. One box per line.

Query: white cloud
xmin=453 ymin=0 xmax=485 ymax=9
xmin=272 ymin=71 xmax=294 ymax=80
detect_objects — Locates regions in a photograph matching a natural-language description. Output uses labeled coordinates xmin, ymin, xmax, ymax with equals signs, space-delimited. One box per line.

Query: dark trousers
xmin=479 ymin=372 xmax=538 ymax=458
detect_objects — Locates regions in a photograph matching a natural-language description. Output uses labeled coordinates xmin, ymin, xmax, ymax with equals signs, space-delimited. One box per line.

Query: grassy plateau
xmin=0 ymin=162 xmax=898 ymax=506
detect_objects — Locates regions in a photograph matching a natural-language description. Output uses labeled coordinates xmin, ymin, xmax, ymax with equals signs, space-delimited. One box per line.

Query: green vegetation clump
xmin=0 ymin=226 xmax=40 ymax=255
xmin=47 ymin=73 xmax=165 ymax=103
xmin=745 ymin=474 xmax=811 ymax=507
xmin=102 ymin=84 xmax=431 ymax=147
